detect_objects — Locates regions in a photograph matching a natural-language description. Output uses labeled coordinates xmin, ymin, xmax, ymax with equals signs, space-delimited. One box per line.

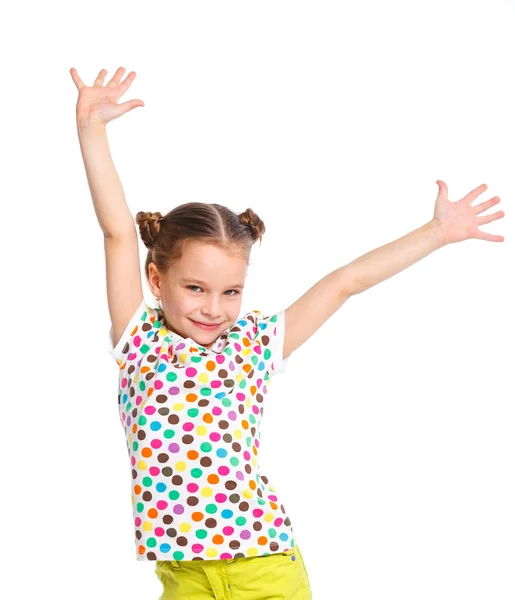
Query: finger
xmin=107 ymin=66 xmax=126 ymax=88
xmin=117 ymin=99 xmax=145 ymax=116
xmin=477 ymin=210 xmax=505 ymax=226
xmin=118 ymin=71 xmax=137 ymax=95
xmin=93 ymin=68 xmax=107 ymax=87
xmin=70 ymin=68 xmax=86 ymax=90
xmin=476 ymin=230 xmax=504 ymax=242
xmin=474 ymin=196 xmax=501 ymax=214
xmin=463 ymin=183 xmax=488 ymax=203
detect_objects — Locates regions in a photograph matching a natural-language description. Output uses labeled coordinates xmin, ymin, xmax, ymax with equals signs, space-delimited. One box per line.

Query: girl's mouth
xmin=190 ymin=319 xmax=221 ymax=331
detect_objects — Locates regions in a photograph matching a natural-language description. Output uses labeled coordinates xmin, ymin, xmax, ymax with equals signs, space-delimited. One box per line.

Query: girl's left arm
xmin=283 ymin=181 xmax=504 ymax=360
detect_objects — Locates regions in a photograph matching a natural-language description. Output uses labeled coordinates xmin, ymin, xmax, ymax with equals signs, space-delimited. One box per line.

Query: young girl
xmin=71 ymin=66 xmax=504 ymax=600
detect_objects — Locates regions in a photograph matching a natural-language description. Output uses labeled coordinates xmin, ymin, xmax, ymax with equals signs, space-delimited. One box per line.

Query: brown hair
xmin=135 ymin=202 xmax=266 ymax=281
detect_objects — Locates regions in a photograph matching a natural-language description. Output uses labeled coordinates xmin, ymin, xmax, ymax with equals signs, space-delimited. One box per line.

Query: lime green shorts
xmin=154 ymin=544 xmax=312 ymax=599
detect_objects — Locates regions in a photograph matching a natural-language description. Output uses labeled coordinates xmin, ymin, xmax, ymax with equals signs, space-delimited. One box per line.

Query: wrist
xmin=76 ymin=117 xmax=106 ymax=134
xmin=428 ymin=218 xmax=447 ymax=248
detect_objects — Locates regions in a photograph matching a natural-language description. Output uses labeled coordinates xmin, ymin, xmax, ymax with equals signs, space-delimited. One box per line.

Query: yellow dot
xmin=264 ymin=513 xmax=274 ymax=523
xmin=196 ymin=425 xmax=208 ymax=436
xmin=142 ymin=521 xmax=153 ymax=532
xmin=175 ymin=461 xmax=186 ymax=472
xmin=172 ymin=403 xmax=185 ymax=411
xmin=198 ymin=373 xmax=209 ymax=383
xmin=247 ymin=547 xmax=258 ymax=557
xmin=136 ymin=460 xmax=148 ymax=470
xmin=179 ymin=522 xmax=191 ymax=532
xmin=206 ymin=548 xmax=218 ymax=558
xmin=200 ymin=487 xmax=213 ymax=498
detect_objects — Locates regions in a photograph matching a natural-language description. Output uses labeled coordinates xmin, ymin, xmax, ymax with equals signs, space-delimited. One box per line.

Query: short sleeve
xmin=107 ymin=298 xmax=162 ymax=365
xmin=253 ymin=309 xmax=289 ymax=376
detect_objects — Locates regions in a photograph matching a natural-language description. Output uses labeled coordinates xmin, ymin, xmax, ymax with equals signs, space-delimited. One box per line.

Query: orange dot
xmin=203 ymin=413 xmax=213 ymax=424
xmin=243 ymin=364 xmax=252 ymax=374
xmin=212 ymin=535 xmax=224 ymax=545
xmin=148 ymin=387 xmax=154 ymax=397
xmin=243 ymin=337 xmax=251 ymax=348
xmin=206 ymin=361 xmax=216 ymax=371
xmin=141 ymin=365 xmax=151 ymax=373
xmin=134 ymin=485 xmax=142 ymax=495
xmin=249 ymin=480 xmax=256 ymax=490
xmin=186 ymin=393 xmax=198 ymax=403
xmin=142 ymin=447 xmax=152 ymax=458
xmin=148 ymin=508 xmax=158 ymax=518
xmin=258 ymin=537 xmax=268 ymax=546
xmin=270 ymin=502 xmax=278 ymax=510
xmin=192 ymin=512 xmax=204 ymax=522
xmin=242 ymin=420 xmax=249 ymax=430
xmin=250 ymin=385 xmax=257 ymax=396
xmin=138 ymin=545 xmax=146 ymax=555
xmin=187 ymin=450 xmax=199 ymax=460
xmin=207 ymin=474 xmax=220 ymax=484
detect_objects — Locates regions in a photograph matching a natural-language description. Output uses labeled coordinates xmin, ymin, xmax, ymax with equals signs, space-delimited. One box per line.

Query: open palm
xmin=433 ymin=181 xmax=505 ymax=245
xmin=70 ymin=66 xmax=144 ymax=125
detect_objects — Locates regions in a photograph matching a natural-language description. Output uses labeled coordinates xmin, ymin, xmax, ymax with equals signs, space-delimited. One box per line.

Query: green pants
xmin=155 ymin=544 xmax=312 ymax=599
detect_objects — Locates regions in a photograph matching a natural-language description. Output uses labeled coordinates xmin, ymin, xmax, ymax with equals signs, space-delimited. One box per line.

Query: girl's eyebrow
xmin=181 ymin=278 xmax=244 ymax=289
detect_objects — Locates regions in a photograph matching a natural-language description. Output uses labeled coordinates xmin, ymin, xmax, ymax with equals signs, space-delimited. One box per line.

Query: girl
xmin=71 ymin=66 xmax=504 ymax=600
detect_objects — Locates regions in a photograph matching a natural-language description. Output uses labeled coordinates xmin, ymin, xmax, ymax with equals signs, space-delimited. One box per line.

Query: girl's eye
xmin=187 ymin=285 xmax=239 ymax=296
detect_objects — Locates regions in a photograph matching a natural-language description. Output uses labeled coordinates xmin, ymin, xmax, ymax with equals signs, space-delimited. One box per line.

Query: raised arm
xmin=283 ymin=181 xmax=504 ymax=360
xmin=71 ymin=66 xmax=146 ymax=348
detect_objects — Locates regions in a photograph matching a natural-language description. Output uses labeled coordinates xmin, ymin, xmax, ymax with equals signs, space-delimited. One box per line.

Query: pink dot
xmin=151 ymin=439 xmax=163 ymax=449
xmin=144 ymin=405 xmax=156 ymax=414
xmin=228 ymin=411 xmax=236 ymax=421
xmin=211 ymin=380 xmax=222 ymax=388
xmin=216 ymin=355 xmax=225 ymax=364
xmin=236 ymin=392 xmax=246 ymax=401
xmin=187 ymin=483 xmax=199 ymax=492
xmin=254 ymin=345 xmax=262 ymax=355
xmin=240 ymin=530 xmax=251 ymax=540
xmin=135 ymin=517 xmax=142 ymax=526
xmin=155 ymin=527 xmax=164 ymax=537
xmin=253 ymin=509 xmax=264 ymax=518
xmin=168 ymin=387 xmax=180 ymax=395
xmin=135 ymin=396 xmax=143 ymax=406
xmin=243 ymin=451 xmax=251 ymax=461
xmin=155 ymin=380 xmax=164 ymax=390
xmin=183 ymin=422 xmax=194 ymax=432
xmin=212 ymin=406 xmax=222 ymax=416
xmin=156 ymin=500 xmax=168 ymax=510
xmin=131 ymin=457 xmax=136 ymax=466
xmin=128 ymin=352 xmax=137 ymax=361
xmin=268 ymin=495 xmax=278 ymax=502
xmin=134 ymin=335 xmax=142 ymax=348
xmin=121 ymin=377 xmax=128 ymax=387
xmin=252 ymin=405 xmax=259 ymax=415
xmin=185 ymin=367 xmax=197 ymax=377
xmin=236 ymin=472 xmax=244 ymax=481
xmin=210 ymin=432 xmax=221 ymax=442
xmin=223 ymin=526 xmax=234 ymax=536
xmin=220 ymin=552 xmax=233 ymax=559
xmin=218 ymin=466 xmax=230 ymax=476
xmin=149 ymin=466 xmax=160 ymax=476
xmin=215 ymin=493 xmax=227 ymax=503
xmin=274 ymin=518 xmax=284 ymax=526
xmin=192 ymin=544 xmax=205 ymax=554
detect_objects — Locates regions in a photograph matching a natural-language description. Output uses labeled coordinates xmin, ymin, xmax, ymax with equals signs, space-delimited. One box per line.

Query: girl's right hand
xmin=70 ymin=66 xmax=145 ymax=127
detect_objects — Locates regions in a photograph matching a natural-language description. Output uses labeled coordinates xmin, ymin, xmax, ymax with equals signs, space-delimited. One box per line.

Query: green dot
xmin=200 ymin=442 xmax=212 ymax=452
xmin=191 ymin=468 xmax=203 ymax=479
xmin=147 ymin=537 xmax=157 ymax=548
xmin=264 ymin=348 xmax=272 ymax=360
xmin=169 ymin=490 xmax=180 ymax=500
xmin=173 ymin=551 xmax=185 ymax=560
xmin=251 ymin=355 xmax=258 ymax=365
xmin=187 ymin=408 xmax=199 ymax=417
xmin=195 ymin=529 xmax=208 ymax=539
xmin=206 ymin=504 xmax=217 ymax=514
xmin=235 ymin=516 xmax=246 ymax=526
xmin=140 ymin=344 xmax=150 ymax=354
xmin=132 ymin=441 xmax=139 ymax=451
xmin=142 ymin=476 xmax=153 ymax=487
xmin=136 ymin=502 xmax=145 ymax=513
xmin=249 ymin=414 xmax=256 ymax=424
xmin=221 ymin=398 xmax=232 ymax=407
xmin=139 ymin=381 xmax=146 ymax=391
xmin=239 ymin=379 xmax=247 ymax=389
xmin=191 ymin=356 xmax=202 ymax=364
xmin=138 ymin=415 xmax=147 ymax=426
xmin=230 ymin=457 xmax=239 ymax=466
xmin=200 ymin=388 xmax=212 ymax=397
xmin=166 ymin=372 xmax=178 ymax=382
xmin=257 ymin=497 xmax=266 ymax=506
xmin=268 ymin=528 xmax=277 ymax=538
xmin=163 ymin=429 xmax=175 ymax=439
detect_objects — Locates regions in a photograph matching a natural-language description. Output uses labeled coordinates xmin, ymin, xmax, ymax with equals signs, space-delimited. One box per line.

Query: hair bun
xmin=136 ymin=211 xmax=164 ymax=250
xmin=239 ymin=208 xmax=265 ymax=243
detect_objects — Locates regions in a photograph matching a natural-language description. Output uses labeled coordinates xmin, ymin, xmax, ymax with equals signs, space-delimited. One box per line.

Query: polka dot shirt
xmin=107 ymin=298 xmax=296 ymax=562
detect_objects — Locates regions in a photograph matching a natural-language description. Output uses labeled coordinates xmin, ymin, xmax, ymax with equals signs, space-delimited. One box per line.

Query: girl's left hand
xmin=433 ymin=180 xmax=505 ymax=245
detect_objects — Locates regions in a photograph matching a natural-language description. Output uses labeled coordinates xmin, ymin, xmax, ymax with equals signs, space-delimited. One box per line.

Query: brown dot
xmin=171 ymin=475 xmax=183 ymax=485
xmin=218 ymin=369 xmax=228 ymax=378
xmin=200 ymin=456 xmax=212 ymax=467
xmin=222 ymin=433 xmax=233 ymax=443
xmin=176 ymin=537 xmax=188 ymax=547
xmin=135 ymin=530 xmax=142 ymax=539
xmin=161 ymin=466 xmax=173 ymax=477
xmin=224 ymin=380 xmax=235 ymax=388
xmin=198 ymin=399 xmax=210 ymax=407
xmin=162 ymin=514 xmax=174 ymax=524
xmin=244 ymin=464 xmax=252 ymax=474
xmin=147 ymin=551 xmax=157 ymax=560
xmin=168 ymin=414 xmax=180 ymax=425
xmin=218 ymin=420 xmax=229 ymax=430
xmin=137 ymin=430 xmax=146 ymax=441
xmin=239 ymin=502 xmax=249 ymax=512
xmin=228 ymin=493 xmax=240 ymax=503
xmin=182 ymin=434 xmax=194 ymax=444
xmin=205 ymin=518 xmax=217 ymax=528
xmin=225 ymin=481 xmax=237 ymax=491
xmin=184 ymin=380 xmax=196 ymax=389
xmin=229 ymin=540 xmax=241 ymax=550
xmin=253 ymin=521 xmax=262 ymax=531
xmin=166 ymin=527 xmax=177 ymax=537
xmin=157 ymin=453 xmax=169 ymax=463
xmin=144 ymin=371 xmax=155 ymax=381
xmin=269 ymin=541 xmax=280 ymax=552
xmin=155 ymin=394 xmax=168 ymax=404
xmin=232 ymin=442 xmax=241 ymax=453
xmin=142 ymin=491 xmax=152 ymax=501
xmin=187 ymin=496 xmax=199 ymax=506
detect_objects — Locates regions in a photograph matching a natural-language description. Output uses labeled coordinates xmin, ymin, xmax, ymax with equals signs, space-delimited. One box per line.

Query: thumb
xmin=436 ymin=180 xmax=448 ymax=201
xmin=117 ymin=99 xmax=145 ymax=116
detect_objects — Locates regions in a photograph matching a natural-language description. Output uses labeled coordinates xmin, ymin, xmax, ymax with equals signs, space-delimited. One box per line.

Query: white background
xmin=1 ymin=1 xmax=513 ymax=598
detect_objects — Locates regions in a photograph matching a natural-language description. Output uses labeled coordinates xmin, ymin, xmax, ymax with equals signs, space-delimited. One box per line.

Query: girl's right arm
xmin=71 ymin=66 xmax=146 ymax=349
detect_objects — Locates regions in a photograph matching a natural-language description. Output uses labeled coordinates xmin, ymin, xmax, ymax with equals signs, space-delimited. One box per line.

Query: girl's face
xmin=148 ymin=240 xmax=248 ymax=348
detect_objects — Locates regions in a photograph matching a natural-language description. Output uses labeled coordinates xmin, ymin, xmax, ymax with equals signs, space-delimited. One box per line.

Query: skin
xmin=147 ymin=239 xmax=249 ymax=349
